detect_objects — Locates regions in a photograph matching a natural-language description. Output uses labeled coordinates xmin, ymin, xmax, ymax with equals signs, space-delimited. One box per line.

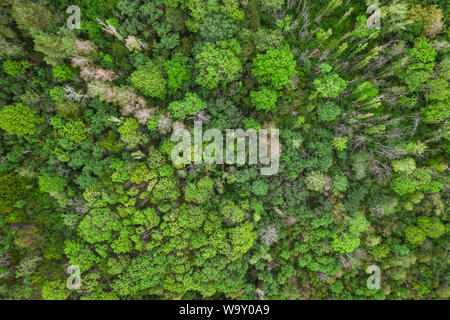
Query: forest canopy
xmin=0 ymin=0 xmax=448 ymax=301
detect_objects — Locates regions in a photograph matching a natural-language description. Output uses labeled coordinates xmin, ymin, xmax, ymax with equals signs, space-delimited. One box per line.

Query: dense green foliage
xmin=0 ymin=0 xmax=448 ymax=301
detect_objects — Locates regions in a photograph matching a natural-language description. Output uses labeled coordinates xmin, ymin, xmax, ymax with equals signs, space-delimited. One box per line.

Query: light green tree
xmin=252 ymin=45 xmax=296 ymax=90
xmin=0 ymin=103 xmax=42 ymax=136
xmin=195 ymin=39 xmax=242 ymax=89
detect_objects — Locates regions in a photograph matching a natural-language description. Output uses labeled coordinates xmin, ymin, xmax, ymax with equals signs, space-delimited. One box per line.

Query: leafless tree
xmin=63 ymin=86 xmax=88 ymax=102
xmin=79 ymin=67 xmax=96 ymax=81
xmin=94 ymin=68 xmax=118 ymax=82
xmin=71 ymin=56 xmax=90 ymax=68
xmin=255 ymin=288 xmax=265 ymax=300
xmin=259 ymin=225 xmax=278 ymax=246
xmin=75 ymin=40 xmax=96 ymax=55
xmin=188 ymin=110 xmax=210 ymax=123
xmin=135 ymin=108 xmax=155 ymax=125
